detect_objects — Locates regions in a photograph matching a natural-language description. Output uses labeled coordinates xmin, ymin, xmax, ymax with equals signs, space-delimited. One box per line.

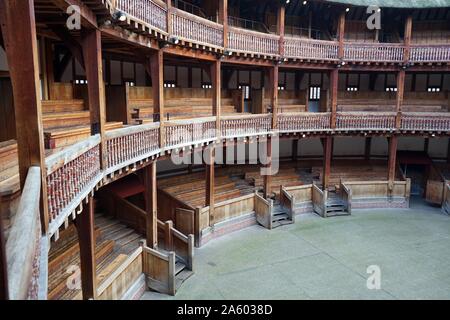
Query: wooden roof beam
xmin=50 ymin=0 xmax=98 ymax=29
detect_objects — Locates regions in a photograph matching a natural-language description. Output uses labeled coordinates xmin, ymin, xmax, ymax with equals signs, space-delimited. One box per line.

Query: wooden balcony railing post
xmin=81 ymin=29 xmax=107 ymax=170
xmin=263 ymin=137 xmax=273 ymax=199
xmin=396 ymin=69 xmax=405 ymax=129
xmin=144 ymin=161 xmax=158 ymax=249
xmin=219 ymin=0 xmax=228 ymax=48
xmin=0 ymin=0 xmax=49 ymax=233
xmin=322 ymin=137 xmax=332 ymax=191
xmin=337 ymin=11 xmax=346 ymax=59
xmin=167 ymin=0 xmax=173 ymax=35
xmin=149 ymin=50 xmax=165 ymax=148
xmin=74 ymin=198 xmax=97 ymax=300
xmin=211 ymin=60 xmax=221 ymax=136
xmin=277 ymin=3 xmax=285 ymax=56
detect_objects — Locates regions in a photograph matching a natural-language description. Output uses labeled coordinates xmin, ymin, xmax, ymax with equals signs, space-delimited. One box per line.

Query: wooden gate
xmin=175 ymin=208 xmax=195 ymax=236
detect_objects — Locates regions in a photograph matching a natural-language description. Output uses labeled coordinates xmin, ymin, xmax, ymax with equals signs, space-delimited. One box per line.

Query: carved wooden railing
xmin=164 ymin=117 xmax=217 ymax=149
xmin=344 ymin=42 xmax=405 ymax=62
xmin=228 ymin=27 xmax=279 ymax=56
xmin=45 ymin=135 xmax=102 ymax=237
xmin=221 ymin=114 xmax=272 ymax=138
xmin=171 ymin=8 xmax=224 ymax=48
xmin=6 ymin=166 xmax=41 ymax=300
xmin=116 ymin=0 xmax=168 ymax=32
xmin=336 ymin=112 xmax=396 ymax=131
xmin=105 ymin=122 xmax=160 ymax=172
xmin=401 ymin=112 xmax=450 ymax=132
xmin=278 ymin=112 xmax=331 ymax=132
xmin=410 ymin=45 xmax=450 ymax=62
xmin=284 ymin=37 xmax=339 ymax=60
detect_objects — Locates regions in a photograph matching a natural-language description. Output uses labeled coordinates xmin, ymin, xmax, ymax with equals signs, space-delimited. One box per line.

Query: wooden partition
xmin=255 ymin=192 xmax=272 ymax=229
xmin=443 ymin=183 xmax=450 ymax=214
xmin=157 ymin=188 xmax=196 ymax=226
xmin=312 ymin=184 xmax=326 ymax=217
xmin=425 ymin=163 xmax=449 ymax=206
xmin=142 ymin=243 xmax=176 ymax=295
xmin=212 ymin=193 xmax=255 ymax=225
xmin=105 ymin=85 xmax=128 ymax=124
xmin=280 ymin=186 xmax=295 ymax=222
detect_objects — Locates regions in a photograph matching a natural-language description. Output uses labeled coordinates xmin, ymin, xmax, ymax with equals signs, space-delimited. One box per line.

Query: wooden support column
xmin=205 ymin=147 xmax=216 ymax=216
xmin=263 ymin=137 xmax=273 ymax=199
xmin=447 ymin=138 xmax=450 ymax=164
xmin=395 ymin=70 xmax=405 ymax=129
xmin=219 ymin=0 xmax=228 ymax=48
xmin=149 ymin=50 xmax=165 ymax=147
xmin=424 ymin=138 xmax=429 ymax=154
xmin=330 ymin=68 xmax=339 ymax=129
xmin=144 ymin=161 xmax=158 ymax=249
xmin=322 ymin=137 xmax=332 ymax=190
xmin=277 ymin=3 xmax=285 ymax=56
xmin=0 ymin=202 xmax=8 ymax=300
xmin=337 ymin=11 xmax=346 ymax=59
xmin=388 ymin=136 xmax=398 ymax=183
xmin=167 ymin=0 xmax=173 ymax=35
xmin=0 ymin=0 xmax=49 ymax=232
xmin=269 ymin=66 xmax=279 ymax=128
xmin=44 ymin=39 xmax=55 ymax=100
xmin=74 ymin=198 xmax=97 ymax=300
xmin=81 ymin=29 xmax=107 ymax=169
xmin=403 ymin=15 xmax=413 ymax=62
xmin=211 ymin=60 xmax=221 ymax=135
xmin=365 ymin=137 xmax=372 ymax=160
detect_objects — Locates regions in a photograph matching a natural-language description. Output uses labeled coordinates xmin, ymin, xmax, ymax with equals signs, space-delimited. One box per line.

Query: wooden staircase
xmin=325 ymin=191 xmax=349 ymax=217
xmin=271 ymin=202 xmax=292 ymax=228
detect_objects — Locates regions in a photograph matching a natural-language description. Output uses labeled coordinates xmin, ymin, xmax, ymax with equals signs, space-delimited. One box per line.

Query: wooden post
xmin=74 ymin=198 xmax=97 ymax=300
xmin=277 ymin=3 xmax=285 ymax=56
xmin=423 ymin=138 xmax=429 ymax=154
xmin=219 ymin=0 xmax=228 ymax=48
xmin=396 ymin=70 xmax=405 ymax=129
xmin=167 ymin=0 xmax=173 ymax=35
xmin=149 ymin=50 xmax=165 ymax=148
xmin=269 ymin=66 xmax=279 ymax=129
xmin=447 ymin=138 xmax=450 ymax=164
xmin=0 ymin=201 xmax=8 ymax=300
xmin=388 ymin=136 xmax=398 ymax=183
xmin=81 ymin=29 xmax=107 ymax=169
xmin=263 ymin=137 xmax=273 ymax=199
xmin=365 ymin=137 xmax=372 ymax=160
xmin=144 ymin=161 xmax=158 ymax=249
xmin=403 ymin=15 xmax=413 ymax=62
xmin=164 ymin=221 xmax=173 ymax=251
xmin=211 ymin=60 xmax=221 ymax=135
xmin=330 ymin=68 xmax=338 ymax=129
xmin=205 ymin=146 xmax=215 ymax=216
xmin=0 ymin=0 xmax=49 ymax=233
xmin=337 ymin=11 xmax=346 ymax=59
xmin=322 ymin=137 xmax=332 ymax=190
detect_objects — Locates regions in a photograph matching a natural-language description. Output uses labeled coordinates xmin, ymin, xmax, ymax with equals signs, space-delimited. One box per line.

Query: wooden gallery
xmin=0 ymin=0 xmax=450 ymax=300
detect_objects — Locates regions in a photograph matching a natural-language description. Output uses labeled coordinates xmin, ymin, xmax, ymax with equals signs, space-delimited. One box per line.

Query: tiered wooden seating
xmin=337 ymin=92 xmax=449 ymax=113
xmin=312 ymin=160 xmax=391 ymax=189
xmin=344 ymin=20 xmax=378 ymax=43
xmin=412 ymin=21 xmax=450 ymax=44
xmin=263 ymin=90 xmax=308 ymax=113
xmin=159 ymin=170 xmax=255 ymax=208
xmin=47 ymin=215 xmax=143 ymax=300
xmin=245 ymin=167 xmax=304 ymax=194
xmin=42 ymin=83 xmax=123 ymax=149
xmin=0 ymin=140 xmax=19 ymax=237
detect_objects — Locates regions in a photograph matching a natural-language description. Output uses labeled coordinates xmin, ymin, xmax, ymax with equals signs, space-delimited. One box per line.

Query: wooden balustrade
xmin=401 ymin=112 xmax=450 ymax=132
xmin=344 ymin=42 xmax=405 ymax=62
xmin=410 ymin=45 xmax=450 ymax=62
xmin=164 ymin=117 xmax=217 ymax=149
xmin=171 ymin=8 xmax=224 ymax=48
xmin=105 ymin=123 xmax=160 ymax=171
xmin=278 ymin=112 xmax=331 ymax=132
xmin=336 ymin=112 xmax=396 ymax=131
xmin=221 ymin=114 xmax=272 ymax=138
xmin=116 ymin=0 xmax=168 ymax=32
xmin=6 ymin=167 xmax=41 ymax=300
xmin=227 ymin=27 xmax=279 ymax=56
xmin=284 ymin=37 xmax=339 ymax=60
xmin=45 ymin=135 xmax=101 ymax=235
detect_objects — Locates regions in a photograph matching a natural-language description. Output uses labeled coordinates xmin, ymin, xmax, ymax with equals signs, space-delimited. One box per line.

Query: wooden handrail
xmin=6 ymin=166 xmax=41 ymax=300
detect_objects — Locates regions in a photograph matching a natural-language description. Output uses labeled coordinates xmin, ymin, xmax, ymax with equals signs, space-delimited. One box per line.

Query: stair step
xmin=272 ymin=219 xmax=294 ymax=228
xmin=175 ymin=269 xmax=194 ymax=290
xmin=175 ymin=261 xmax=186 ymax=275
xmin=272 ymin=213 xmax=289 ymax=222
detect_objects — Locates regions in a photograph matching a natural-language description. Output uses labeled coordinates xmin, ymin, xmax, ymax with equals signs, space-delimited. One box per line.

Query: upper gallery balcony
xmin=112 ymin=0 xmax=450 ymax=64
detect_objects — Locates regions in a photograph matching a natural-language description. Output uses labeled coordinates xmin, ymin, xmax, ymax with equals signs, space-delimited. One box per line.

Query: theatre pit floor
xmin=142 ymin=198 xmax=450 ymax=300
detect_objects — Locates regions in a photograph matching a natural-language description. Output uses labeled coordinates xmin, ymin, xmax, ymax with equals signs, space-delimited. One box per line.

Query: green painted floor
xmin=142 ymin=198 xmax=450 ymax=300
